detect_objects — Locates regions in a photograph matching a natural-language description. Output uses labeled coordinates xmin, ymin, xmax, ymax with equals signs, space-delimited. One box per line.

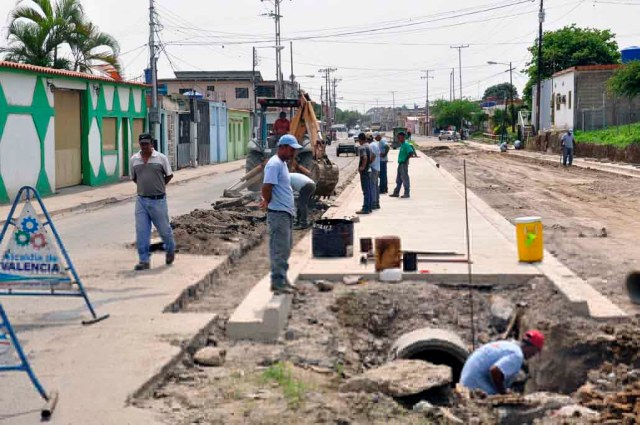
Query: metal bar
xmin=0 ymin=291 xmax=84 ymax=297
xmin=416 ymin=258 xmax=473 ymax=264
xmin=0 ymin=304 xmax=48 ymax=399
xmin=463 ymin=160 xmax=476 ymax=350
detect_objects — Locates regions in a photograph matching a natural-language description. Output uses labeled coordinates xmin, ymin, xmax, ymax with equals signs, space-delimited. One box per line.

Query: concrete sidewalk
xmin=463 ymin=139 xmax=640 ymax=179
xmin=301 ymin=149 xmax=626 ymax=319
xmin=0 ymin=160 xmax=245 ymax=224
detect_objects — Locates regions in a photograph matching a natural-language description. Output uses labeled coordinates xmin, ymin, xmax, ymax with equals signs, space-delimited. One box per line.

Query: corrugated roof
xmin=553 ymin=64 xmax=623 ymax=77
xmin=172 ymin=70 xmax=263 ymax=82
xmin=0 ymin=61 xmax=148 ymax=87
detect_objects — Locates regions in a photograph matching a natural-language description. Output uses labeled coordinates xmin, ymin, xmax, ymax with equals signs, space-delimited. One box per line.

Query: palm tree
xmin=69 ymin=22 xmax=121 ymax=74
xmin=2 ymin=0 xmax=121 ymax=75
xmin=1 ymin=0 xmax=84 ymax=68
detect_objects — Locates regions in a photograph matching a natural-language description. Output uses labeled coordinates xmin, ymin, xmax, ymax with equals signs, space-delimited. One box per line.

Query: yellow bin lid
xmin=514 ymin=216 xmax=542 ymax=224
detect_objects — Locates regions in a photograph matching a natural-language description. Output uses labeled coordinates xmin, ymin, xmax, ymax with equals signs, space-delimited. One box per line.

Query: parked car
xmin=337 ymin=139 xmax=358 ymax=156
xmin=438 ymin=130 xmax=459 ymax=141
xmin=348 ymin=129 xmax=357 ymax=138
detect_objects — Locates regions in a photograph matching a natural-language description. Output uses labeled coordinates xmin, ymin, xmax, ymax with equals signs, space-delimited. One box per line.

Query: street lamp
xmin=487 ymin=61 xmax=516 ymax=133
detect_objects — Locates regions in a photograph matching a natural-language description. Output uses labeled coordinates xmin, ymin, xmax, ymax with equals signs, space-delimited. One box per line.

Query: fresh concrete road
xmin=0 ymin=144 xmax=357 ymax=424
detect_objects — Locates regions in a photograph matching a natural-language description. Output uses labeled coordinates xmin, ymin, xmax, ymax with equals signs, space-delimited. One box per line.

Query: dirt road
xmin=423 ymin=142 xmax=640 ymax=313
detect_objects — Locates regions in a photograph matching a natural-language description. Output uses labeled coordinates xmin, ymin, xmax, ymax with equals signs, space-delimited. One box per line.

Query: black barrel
xmin=403 ymin=252 xmax=418 ymax=272
xmin=312 ymin=219 xmax=354 ymax=258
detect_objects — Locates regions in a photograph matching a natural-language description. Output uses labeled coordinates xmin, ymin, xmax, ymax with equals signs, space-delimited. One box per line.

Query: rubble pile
xmin=577 ymin=362 xmax=640 ymax=423
xmin=171 ymin=196 xmax=265 ymax=255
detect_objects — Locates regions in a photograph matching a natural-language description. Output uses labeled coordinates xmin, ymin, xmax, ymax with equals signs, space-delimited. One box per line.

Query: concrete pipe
xmin=389 ymin=327 xmax=469 ymax=383
xmin=626 ymin=271 xmax=640 ymax=304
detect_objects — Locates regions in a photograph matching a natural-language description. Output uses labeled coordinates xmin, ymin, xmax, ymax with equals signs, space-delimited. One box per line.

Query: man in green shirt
xmin=390 ymin=132 xmax=416 ymax=199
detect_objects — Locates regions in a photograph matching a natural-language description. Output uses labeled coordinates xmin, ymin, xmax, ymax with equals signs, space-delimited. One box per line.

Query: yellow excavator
xmin=223 ymin=91 xmax=339 ymax=198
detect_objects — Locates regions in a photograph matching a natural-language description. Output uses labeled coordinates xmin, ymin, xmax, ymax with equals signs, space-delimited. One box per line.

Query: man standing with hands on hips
xmin=390 ymin=131 xmax=416 ymax=199
xmin=130 ymin=133 xmax=176 ymax=271
xmin=260 ymin=135 xmax=302 ymax=294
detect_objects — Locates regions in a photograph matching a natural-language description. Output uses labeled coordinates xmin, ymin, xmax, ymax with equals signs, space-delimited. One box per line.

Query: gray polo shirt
xmin=130 ymin=150 xmax=172 ymax=196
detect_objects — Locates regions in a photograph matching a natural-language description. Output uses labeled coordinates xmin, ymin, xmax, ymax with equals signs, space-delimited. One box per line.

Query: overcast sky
xmin=2 ymin=0 xmax=639 ymax=112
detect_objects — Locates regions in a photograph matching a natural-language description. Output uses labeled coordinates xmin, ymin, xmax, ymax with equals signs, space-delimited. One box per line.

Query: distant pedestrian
xmin=260 ymin=135 xmax=302 ymax=294
xmin=289 ymin=169 xmax=316 ymax=230
xmin=390 ymin=131 xmax=416 ymax=199
xmin=375 ymin=132 xmax=390 ymax=194
xmin=355 ymin=132 xmax=373 ymax=214
xmin=369 ymin=133 xmax=381 ymax=210
xmin=561 ymin=129 xmax=575 ymax=166
xmin=407 ymin=131 xmax=412 ymax=141
xmin=130 ymin=133 xmax=176 ymax=271
xmin=460 ymin=330 xmax=544 ymax=395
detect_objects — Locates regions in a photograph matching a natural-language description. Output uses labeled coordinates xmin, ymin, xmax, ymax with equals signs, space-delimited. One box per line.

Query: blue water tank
xmin=621 ymin=46 xmax=640 ymax=63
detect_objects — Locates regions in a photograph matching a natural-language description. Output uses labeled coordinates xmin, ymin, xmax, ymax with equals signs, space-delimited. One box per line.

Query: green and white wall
xmin=0 ymin=64 xmax=147 ymax=203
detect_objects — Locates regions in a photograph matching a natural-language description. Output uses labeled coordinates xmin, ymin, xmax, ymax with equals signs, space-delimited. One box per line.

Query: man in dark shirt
xmin=130 ymin=133 xmax=175 ymax=271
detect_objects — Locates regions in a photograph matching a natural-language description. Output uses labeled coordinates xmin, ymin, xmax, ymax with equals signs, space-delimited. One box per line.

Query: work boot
xmin=134 ymin=262 xmax=150 ymax=271
xmin=401 ymin=194 xmax=410 ymax=199
xmin=166 ymin=252 xmax=175 ymax=265
xmin=271 ymin=285 xmax=294 ymax=295
xmin=355 ymin=209 xmax=371 ymax=214
xmin=389 ymin=193 xmax=399 ymax=198
xmin=294 ymin=223 xmax=310 ymax=230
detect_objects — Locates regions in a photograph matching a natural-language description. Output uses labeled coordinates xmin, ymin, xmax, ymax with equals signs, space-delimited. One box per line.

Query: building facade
xmin=0 ymin=61 xmax=147 ymax=203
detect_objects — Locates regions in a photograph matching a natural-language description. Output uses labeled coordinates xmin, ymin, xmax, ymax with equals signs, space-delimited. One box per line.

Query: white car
xmin=438 ymin=130 xmax=459 ymax=141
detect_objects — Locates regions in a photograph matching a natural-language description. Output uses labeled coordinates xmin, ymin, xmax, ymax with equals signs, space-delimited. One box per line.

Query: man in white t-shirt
xmin=289 ymin=172 xmax=316 ymax=230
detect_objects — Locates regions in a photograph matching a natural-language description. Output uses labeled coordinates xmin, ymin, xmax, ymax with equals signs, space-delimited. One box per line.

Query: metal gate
xmin=177 ymin=113 xmax=191 ymax=169
xmin=196 ymin=101 xmax=210 ymax=165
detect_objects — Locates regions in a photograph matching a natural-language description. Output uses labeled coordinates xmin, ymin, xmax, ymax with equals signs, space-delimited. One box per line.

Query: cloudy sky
xmin=1 ymin=0 xmax=639 ymax=112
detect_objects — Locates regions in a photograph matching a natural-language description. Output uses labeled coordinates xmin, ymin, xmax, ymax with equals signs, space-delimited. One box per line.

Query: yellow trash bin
xmin=515 ymin=216 xmax=543 ymax=262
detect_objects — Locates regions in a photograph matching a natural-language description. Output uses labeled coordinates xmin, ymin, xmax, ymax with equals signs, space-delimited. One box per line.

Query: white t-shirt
xmin=289 ymin=172 xmax=314 ymax=192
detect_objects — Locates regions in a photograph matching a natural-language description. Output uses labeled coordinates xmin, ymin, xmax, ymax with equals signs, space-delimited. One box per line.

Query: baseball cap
xmin=524 ymin=330 xmax=545 ymax=350
xmin=373 ymin=131 xmax=380 ymax=137
xmin=138 ymin=133 xmax=152 ymax=143
xmin=397 ymin=131 xmax=406 ymax=136
xmin=277 ymin=134 xmax=303 ymax=149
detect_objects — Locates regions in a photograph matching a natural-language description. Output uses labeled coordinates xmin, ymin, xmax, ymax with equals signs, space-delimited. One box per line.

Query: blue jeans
xmin=268 ymin=210 xmax=293 ymax=289
xmin=393 ymin=162 xmax=410 ymax=196
xmin=359 ymin=171 xmax=373 ymax=212
xmin=135 ymin=196 xmax=176 ymax=263
xmin=379 ymin=161 xmax=388 ymax=193
xmin=562 ymin=147 xmax=573 ymax=166
xmin=370 ymin=169 xmax=380 ymax=208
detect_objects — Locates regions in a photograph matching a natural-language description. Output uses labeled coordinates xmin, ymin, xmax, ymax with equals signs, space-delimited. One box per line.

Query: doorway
xmin=54 ymin=90 xmax=82 ymax=189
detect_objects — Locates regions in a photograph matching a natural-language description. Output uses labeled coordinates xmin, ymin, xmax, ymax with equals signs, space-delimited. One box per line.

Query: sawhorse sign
xmin=0 ymin=303 xmax=58 ymax=418
xmin=0 ymin=186 xmax=108 ymax=324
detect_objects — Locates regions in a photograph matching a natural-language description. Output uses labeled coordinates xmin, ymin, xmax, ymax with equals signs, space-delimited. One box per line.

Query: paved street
xmin=0 ymin=142 xmax=356 ymax=424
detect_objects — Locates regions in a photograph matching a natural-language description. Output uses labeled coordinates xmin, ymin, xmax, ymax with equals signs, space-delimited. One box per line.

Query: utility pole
xmin=320 ymin=85 xmax=324 ymax=123
xmin=148 ymin=0 xmax=159 ymax=141
xmin=252 ymin=46 xmax=258 ymax=134
xmin=535 ymin=0 xmax=545 ymax=134
xmin=450 ymin=44 xmax=469 ymax=100
xmin=421 ymin=70 xmax=434 ymax=136
xmin=509 ymin=61 xmax=515 ymax=133
xmin=332 ymin=78 xmax=341 ymax=123
xmin=450 ymin=69 xmax=455 ymax=101
xmin=390 ymin=91 xmax=396 ymax=127
xmin=262 ymin=0 xmax=284 ymax=96
xmin=318 ymin=67 xmax=337 ymax=134
xmin=289 ymin=41 xmax=295 ymax=98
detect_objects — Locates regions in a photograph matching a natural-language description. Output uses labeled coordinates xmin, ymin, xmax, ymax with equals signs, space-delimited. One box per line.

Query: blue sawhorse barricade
xmin=0 ymin=303 xmax=58 ymax=418
xmin=0 ymin=186 xmax=108 ymax=325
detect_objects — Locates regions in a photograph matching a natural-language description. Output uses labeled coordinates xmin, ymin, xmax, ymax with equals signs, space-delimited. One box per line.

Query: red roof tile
xmin=0 ymin=61 xmax=149 ymax=88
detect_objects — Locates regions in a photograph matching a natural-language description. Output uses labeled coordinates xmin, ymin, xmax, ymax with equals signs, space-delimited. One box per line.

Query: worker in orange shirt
xmin=273 ymin=111 xmax=290 ymax=138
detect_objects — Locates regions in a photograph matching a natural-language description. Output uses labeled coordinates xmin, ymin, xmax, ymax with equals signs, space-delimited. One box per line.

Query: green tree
xmin=608 ymin=61 xmax=640 ymax=99
xmin=483 ymin=83 xmax=518 ymax=100
xmin=2 ymin=0 xmax=120 ymax=73
xmin=70 ymin=22 xmax=120 ymax=73
xmin=432 ymin=99 xmax=482 ymax=129
xmin=523 ymin=25 xmax=621 ymax=105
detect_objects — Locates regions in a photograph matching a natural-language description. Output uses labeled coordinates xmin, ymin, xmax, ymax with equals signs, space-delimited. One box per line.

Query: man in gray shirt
xmin=130 ymin=133 xmax=176 ymax=271
xmin=561 ymin=130 xmax=575 ymax=166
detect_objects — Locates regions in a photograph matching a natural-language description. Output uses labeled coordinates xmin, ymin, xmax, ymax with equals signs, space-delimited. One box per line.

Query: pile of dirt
xmin=171 ymin=198 xmax=265 ymax=256
xmin=529 ymin=130 xmax=640 ymax=163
